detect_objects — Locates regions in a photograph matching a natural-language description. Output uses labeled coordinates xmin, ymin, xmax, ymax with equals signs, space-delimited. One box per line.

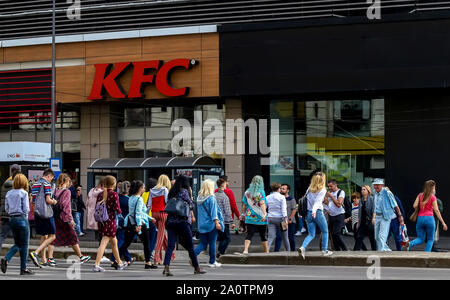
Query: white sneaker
xmin=93 ymin=265 xmax=105 ymax=272
xmin=322 ymin=250 xmax=333 ymax=256
xmin=300 ymin=228 xmax=307 ymax=233
xmin=100 ymin=256 xmax=111 ymax=263
xmin=295 ymin=231 xmax=302 ymax=236
xmin=208 ymin=261 xmax=222 ymax=268
xmin=79 ymin=232 xmax=85 ymax=237
xmin=297 ymin=247 xmax=305 ymax=260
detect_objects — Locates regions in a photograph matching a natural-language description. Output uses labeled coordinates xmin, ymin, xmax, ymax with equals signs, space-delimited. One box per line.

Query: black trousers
xmin=354 ymin=223 xmax=377 ymax=251
xmin=121 ymin=224 xmax=151 ymax=263
xmin=328 ymin=214 xmax=347 ymax=251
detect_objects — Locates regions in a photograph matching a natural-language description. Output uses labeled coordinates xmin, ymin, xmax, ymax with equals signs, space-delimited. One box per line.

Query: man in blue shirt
xmin=372 ymin=179 xmax=405 ymax=251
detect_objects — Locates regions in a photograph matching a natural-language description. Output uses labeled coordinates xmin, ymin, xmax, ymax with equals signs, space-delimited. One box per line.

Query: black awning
xmin=88 ymin=156 xmax=221 ymax=170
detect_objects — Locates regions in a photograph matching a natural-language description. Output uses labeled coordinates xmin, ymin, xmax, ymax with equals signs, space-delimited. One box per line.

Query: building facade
xmin=1 ymin=0 xmax=450 ymax=234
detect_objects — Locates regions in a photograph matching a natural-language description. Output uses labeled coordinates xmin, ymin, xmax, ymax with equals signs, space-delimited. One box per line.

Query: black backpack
xmin=337 ymin=190 xmax=352 ymax=218
xmin=52 ymin=189 xmax=69 ymax=219
xmin=297 ymin=190 xmax=309 ymax=218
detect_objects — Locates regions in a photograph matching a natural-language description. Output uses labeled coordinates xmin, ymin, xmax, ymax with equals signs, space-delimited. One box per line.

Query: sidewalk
xmin=2 ymin=229 xmax=449 ymax=267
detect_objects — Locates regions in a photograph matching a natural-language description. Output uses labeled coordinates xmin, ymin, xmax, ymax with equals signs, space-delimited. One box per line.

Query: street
xmin=2 ymin=259 xmax=450 ymax=280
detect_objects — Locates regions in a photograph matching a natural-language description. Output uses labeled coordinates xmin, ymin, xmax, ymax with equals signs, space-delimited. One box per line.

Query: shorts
xmin=34 ymin=214 xmax=56 ymax=236
xmin=245 ymin=224 xmax=267 ymax=242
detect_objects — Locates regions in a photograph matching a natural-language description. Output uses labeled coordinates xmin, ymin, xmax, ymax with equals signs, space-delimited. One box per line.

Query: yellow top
xmin=142 ymin=191 xmax=152 ymax=217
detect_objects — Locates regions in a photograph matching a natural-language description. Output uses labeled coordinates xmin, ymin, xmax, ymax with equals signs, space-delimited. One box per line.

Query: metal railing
xmin=1 ymin=0 xmax=450 ymax=41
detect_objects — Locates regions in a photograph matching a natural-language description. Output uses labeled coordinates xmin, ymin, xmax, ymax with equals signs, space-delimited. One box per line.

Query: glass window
xmin=270 ymin=99 xmax=385 ymax=198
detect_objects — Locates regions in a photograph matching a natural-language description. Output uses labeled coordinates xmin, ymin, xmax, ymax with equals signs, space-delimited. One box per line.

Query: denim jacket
xmin=374 ymin=188 xmax=397 ymax=221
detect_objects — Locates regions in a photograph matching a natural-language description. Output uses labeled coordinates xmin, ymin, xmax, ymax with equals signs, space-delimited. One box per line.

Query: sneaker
xmin=47 ymin=258 xmax=57 ymax=267
xmin=20 ymin=269 xmax=35 ymax=275
xmin=297 ymin=247 xmax=306 ymax=260
xmin=39 ymin=261 xmax=48 ymax=267
xmin=79 ymin=232 xmax=86 ymax=237
xmin=117 ymin=263 xmax=127 ymax=271
xmin=208 ymin=261 xmax=222 ymax=268
xmin=145 ymin=264 xmax=158 ymax=269
xmin=1 ymin=258 xmax=7 ymax=274
xmin=79 ymin=255 xmax=91 ymax=264
xmin=294 ymin=231 xmax=302 ymax=236
xmin=93 ymin=265 xmax=105 ymax=272
xmin=192 ymin=236 xmax=199 ymax=241
xmin=300 ymin=228 xmax=307 ymax=233
xmin=322 ymin=250 xmax=333 ymax=256
xmin=29 ymin=252 xmax=40 ymax=268
xmin=194 ymin=268 xmax=206 ymax=275
xmin=100 ymin=256 xmax=111 ymax=263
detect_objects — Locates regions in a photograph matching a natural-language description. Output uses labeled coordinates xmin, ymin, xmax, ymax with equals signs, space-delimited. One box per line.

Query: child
xmin=347 ymin=192 xmax=361 ymax=245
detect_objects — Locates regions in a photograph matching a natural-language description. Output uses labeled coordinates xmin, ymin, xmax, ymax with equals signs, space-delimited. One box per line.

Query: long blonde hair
xmin=101 ymin=175 xmax=117 ymax=204
xmin=13 ymin=174 xmax=29 ymax=191
xmin=421 ymin=180 xmax=436 ymax=209
xmin=309 ymin=172 xmax=326 ymax=193
xmin=199 ymin=179 xmax=215 ymax=197
xmin=57 ymin=173 xmax=71 ymax=189
xmin=155 ymin=174 xmax=171 ymax=190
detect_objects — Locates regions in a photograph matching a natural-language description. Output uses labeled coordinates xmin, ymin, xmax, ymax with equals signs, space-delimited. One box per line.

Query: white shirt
xmin=328 ymin=189 xmax=346 ymax=217
xmin=307 ymin=188 xmax=327 ymax=215
xmin=266 ymin=192 xmax=288 ymax=219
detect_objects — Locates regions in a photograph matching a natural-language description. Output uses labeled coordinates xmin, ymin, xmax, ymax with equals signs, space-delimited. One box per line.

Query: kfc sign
xmin=88 ymin=59 xmax=198 ymax=100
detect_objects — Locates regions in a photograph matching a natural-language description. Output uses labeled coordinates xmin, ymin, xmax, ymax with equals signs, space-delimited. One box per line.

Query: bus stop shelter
xmin=87 ymin=155 xmax=223 ymax=232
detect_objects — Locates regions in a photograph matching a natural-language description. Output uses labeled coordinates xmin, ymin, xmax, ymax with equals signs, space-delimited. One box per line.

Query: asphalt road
xmin=2 ymin=259 xmax=450 ymax=280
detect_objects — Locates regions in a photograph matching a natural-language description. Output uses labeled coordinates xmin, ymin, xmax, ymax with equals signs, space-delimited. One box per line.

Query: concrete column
xmin=80 ymin=102 xmax=118 ymax=230
xmin=225 ymin=99 xmax=245 ymax=213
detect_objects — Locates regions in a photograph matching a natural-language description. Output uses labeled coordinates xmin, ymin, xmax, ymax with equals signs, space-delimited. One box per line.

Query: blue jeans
xmin=147 ymin=221 xmax=157 ymax=262
xmin=218 ymin=224 xmax=231 ymax=255
xmin=389 ymin=218 xmax=402 ymax=251
xmin=111 ymin=228 xmax=131 ymax=263
xmin=375 ymin=216 xmax=392 ymax=251
xmin=301 ymin=210 xmax=329 ymax=251
xmin=194 ymin=229 xmax=218 ymax=264
xmin=274 ymin=230 xmax=282 ymax=252
xmin=165 ymin=220 xmax=199 ymax=268
xmin=5 ymin=216 xmax=30 ymax=271
xmin=409 ymin=216 xmax=436 ymax=252
xmin=296 ymin=216 xmax=304 ymax=232
xmin=73 ymin=212 xmax=82 ymax=235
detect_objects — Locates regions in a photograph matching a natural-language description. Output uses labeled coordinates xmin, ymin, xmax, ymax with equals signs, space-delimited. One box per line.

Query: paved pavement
xmin=2 ymin=258 xmax=450 ymax=280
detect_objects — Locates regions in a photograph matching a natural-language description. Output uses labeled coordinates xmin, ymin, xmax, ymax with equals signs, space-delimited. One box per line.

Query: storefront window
xmin=270 ymin=99 xmax=385 ymax=197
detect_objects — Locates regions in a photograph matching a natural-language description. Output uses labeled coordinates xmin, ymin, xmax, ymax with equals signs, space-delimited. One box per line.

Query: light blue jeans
xmin=409 ymin=216 xmax=435 ymax=252
xmin=301 ymin=210 xmax=329 ymax=251
xmin=375 ymin=216 xmax=392 ymax=251
xmin=73 ymin=212 xmax=82 ymax=235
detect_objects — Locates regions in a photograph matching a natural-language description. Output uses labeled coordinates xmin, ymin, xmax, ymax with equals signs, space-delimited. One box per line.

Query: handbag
xmin=409 ymin=195 xmax=422 ymax=222
xmin=127 ymin=197 xmax=140 ymax=230
xmin=280 ymin=220 xmax=288 ymax=232
xmin=164 ymin=196 xmax=190 ymax=218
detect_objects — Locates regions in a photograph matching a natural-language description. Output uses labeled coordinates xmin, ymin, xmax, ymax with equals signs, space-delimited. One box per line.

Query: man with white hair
xmin=372 ymin=178 xmax=405 ymax=251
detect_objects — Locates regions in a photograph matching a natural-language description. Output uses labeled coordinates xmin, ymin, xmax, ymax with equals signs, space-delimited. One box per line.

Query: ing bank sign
xmin=87 ymin=59 xmax=198 ymax=100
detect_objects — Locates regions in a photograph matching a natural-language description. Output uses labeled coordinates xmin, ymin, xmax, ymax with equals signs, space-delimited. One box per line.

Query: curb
xmin=218 ymin=251 xmax=450 ymax=268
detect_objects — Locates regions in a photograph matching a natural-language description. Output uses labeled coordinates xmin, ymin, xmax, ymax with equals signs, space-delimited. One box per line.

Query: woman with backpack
xmin=162 ymin=175 xmax=206 ymax=276
xmin=297 ymin=172 xmax=333 ymax=259
xmin=194 ymin=179 xmax=224 ymax=268
xmin=93 ymin=175 xmax=127 ymax=272
xmin=241 ymin=175 xmax=269 ymax=254
xmin=47 ymin=174 xmax=91 ymax=266
xmin=119 ymin=180 xmax=157 ymax=269
xmin=147 ymin=174 xmax=172 ymax=265
xmin=405 ymin=180 xmax=448 ymax=252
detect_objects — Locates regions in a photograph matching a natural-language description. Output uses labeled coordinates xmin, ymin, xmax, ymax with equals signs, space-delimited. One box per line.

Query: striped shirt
xmin=351 ymin=204 xmax=359 ymax=228
xmin=31 ymin=178 xmax=52 ymax=203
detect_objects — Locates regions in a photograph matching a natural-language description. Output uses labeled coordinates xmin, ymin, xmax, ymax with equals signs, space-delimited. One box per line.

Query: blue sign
xmin=50 ymin=158 xmax=61 ymax=179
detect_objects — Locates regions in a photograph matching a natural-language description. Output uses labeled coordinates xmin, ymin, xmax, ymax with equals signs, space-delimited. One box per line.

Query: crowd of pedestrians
xmin=0 ymin=162 xmax=448 ymax=276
